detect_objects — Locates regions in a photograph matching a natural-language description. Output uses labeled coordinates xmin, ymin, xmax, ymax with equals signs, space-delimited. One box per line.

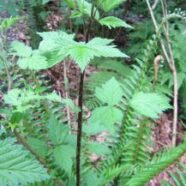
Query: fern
xmin=96 ymin=35 xmax=160 ymax=184
xmin=126 ymin=140 xmax=186 ymax=186
xmin=161 ymin=162 xmax=186 ymax=186
xmin=67 ymin=34 xmax=164 ymax=185
xmin=121 ymin=118 xmax=152 ymax=164
xmin=0 ymin=138 xmax=49 ymax=186
xmin=92 ymin=59 xmax=132 ymax=77
xmin=101 ymin=70 xmax=149 ymax=170
xmin=2 ymin=1 xmax=185 ymax=185
xmin=0 ymin=60 xmax=69 ymax=184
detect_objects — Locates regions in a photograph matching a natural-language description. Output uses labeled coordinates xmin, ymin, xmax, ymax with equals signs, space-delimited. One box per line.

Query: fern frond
xmin=0 ymin=138 xmax=49 ymax=186
xmin=101 ymin=164 xmax=131 ymax=185
xmin=121 ymin=119 xmax=152 ymax=165
xmin=161 ymin=162 xmax=186 ymax=186
xmin=101 ymin=62 xmax=152 ymax=170
xmin=98 ymin=35 xmax=159 ymax=184
xmin=93 ymin=59 xmax=132 ymax=77
xmin=126 ymin=140 xmax=186 ymax=186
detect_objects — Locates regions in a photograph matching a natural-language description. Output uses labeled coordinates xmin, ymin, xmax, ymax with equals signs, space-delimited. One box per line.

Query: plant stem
xmin=145 ymin=0 xmax=171 ymax=67
xmin=2 ymin=58 xmax=11 ymax=91
xmin=76 ymin=2 xmax=96 ymax=185
xmin=64 ymin=61 xmax=71 ymax=126
xmin=146 ymin=0 xmax=178 ymax=147
xmin=172 ymin=69 xmax=178 ymax=146
xmin=76 ymin=70 xmax=85 ymax=186
xmin=161 ymin=0 xmax=178 ymax=146
xmin=152 ymin=0 xmax=159 ymax=10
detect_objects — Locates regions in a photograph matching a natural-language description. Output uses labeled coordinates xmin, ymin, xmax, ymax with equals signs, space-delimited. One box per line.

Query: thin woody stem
xmin=146 ymin=0 xmax=178 ymax=146
xmin=161 ymin=0 xmax=178 ymax=146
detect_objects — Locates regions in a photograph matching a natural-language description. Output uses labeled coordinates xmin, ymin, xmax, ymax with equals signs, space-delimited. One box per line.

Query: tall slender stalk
xmin=76 ymin=2 xmax=96 ymax=186
xmin=145 ymin=0 xmax=178 ymax=147
xmin=76 ymin=70 xmax=85 ymax=186
xmin=161 ymin=0 xmax=178 ymax=146
xmin=64 ymin=61 xmax=71 ymax=126
xmin=2 ymin=57 xmax=11 ymax=91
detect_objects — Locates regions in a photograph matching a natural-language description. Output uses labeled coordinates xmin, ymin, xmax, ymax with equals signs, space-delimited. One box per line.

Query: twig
xmin=145 ymin=0 xmax=170 ymax=67
xmin=161 ymin=0 xmax=178 ymax=146
xmin=172 ymin=68 xmax=178 ymax=146
xmin=152 ymin=0 xmax=159 ymax=10
xmin=145 ymin=0 xmax=178 ymax=146
xmin=63 ymin=61 xmax=71 ymax=126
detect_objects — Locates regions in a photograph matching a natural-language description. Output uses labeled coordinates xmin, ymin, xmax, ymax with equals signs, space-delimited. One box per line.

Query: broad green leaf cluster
xmin=89 ymin=77 xmax=123 ymax=132
xmin=4 ymin=89 xmax=62 ymax=112
xmin=47 ymin=117 xmax=76 ymax=176
xmin=12 ymin=32 xmax=127 ymax=71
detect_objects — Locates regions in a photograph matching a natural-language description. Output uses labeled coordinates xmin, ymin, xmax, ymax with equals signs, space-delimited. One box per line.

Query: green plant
xmin=0 ymin=138 xmax=49 ymax=186
xmin=0 ymin=0 xmax=20 ymax=16
xmin=0 ymin=17 xmax=20 ymax=90
xmin=1 ymin=1 xmax=186 ymax=186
